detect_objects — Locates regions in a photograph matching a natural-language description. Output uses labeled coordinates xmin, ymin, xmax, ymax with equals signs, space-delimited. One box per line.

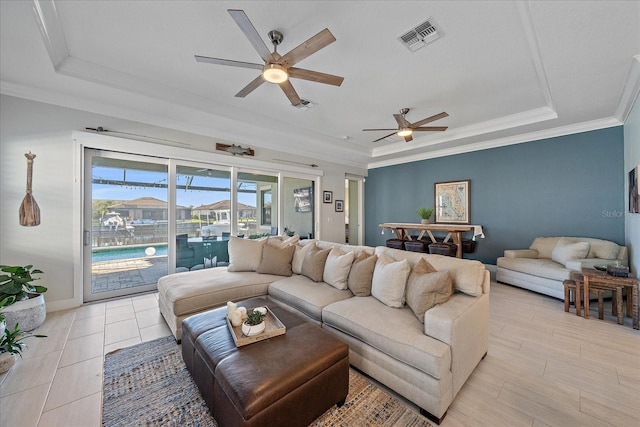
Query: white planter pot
xmin=0 ymin=352 xmax=16 ymax=374
xmin=0 ymin=320 xmax=6 ymax=338
xmin=3 ymin=294 xmax=46 ymax=332
xmin=241 ymin=321 xmax=266 ymax=337
xmin=421 ymin=219 xmax=431 ymax=224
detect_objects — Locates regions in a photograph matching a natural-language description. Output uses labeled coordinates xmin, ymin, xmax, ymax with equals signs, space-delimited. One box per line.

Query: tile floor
xmin=1 ymin=283 xmax=639 ymax=427
xmin=0 ymin=292 xmax=171 ymax=427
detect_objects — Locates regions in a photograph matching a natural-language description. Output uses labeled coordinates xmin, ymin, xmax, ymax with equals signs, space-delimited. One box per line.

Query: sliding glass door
xmin=83 ymin=149 xmax=169 ymax=302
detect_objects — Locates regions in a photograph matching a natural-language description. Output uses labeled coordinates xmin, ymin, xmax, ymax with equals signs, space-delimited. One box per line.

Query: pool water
xmin=92 ymin=244 xmax=168 ymax=262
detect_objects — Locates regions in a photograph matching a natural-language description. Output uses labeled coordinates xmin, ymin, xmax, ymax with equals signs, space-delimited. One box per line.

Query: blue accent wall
xmin=365 ymin=127 xmax=625 ymax=264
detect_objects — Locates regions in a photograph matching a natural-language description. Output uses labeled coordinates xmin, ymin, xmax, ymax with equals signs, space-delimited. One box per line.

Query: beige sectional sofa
xmin=157 ymin=237 xmax=490 ymax=423
xmin=496 ymin=236 xmax=627 ymax=299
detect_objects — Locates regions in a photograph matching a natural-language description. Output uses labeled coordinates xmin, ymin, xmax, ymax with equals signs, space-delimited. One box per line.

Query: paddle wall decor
xmin=19 ymin=151 xmax=41 ymax=226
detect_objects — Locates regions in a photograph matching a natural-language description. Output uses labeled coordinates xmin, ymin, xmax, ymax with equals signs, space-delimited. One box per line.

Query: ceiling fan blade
xmin=393 ymin=114 xmax=410 ymax=128
xmin=195 ymin=55 xmax=263 ymax=70
xmin=404 ymin=134 xmax=413 ymax=142
xmin=228 ymin=9 xmax=274 ymax=63
xmin=362 ymin=128 xmax=397 ymax=131
xmin=279 ymin=80 xmax=302 ymax=105
xmin=280 ymin=28 xmax=336 ymax=67
xmin=288 ymin=67 xmax=344 ymax=86
xmin=411 ymin=112 xmax=449 ymax=128
xmin=235 ymin=75 xmax=265 ymax=98
xmin=412 ymin=126 xmax=448 ymax=131
xmin=372 ymin=132 xmax=396 ymax=142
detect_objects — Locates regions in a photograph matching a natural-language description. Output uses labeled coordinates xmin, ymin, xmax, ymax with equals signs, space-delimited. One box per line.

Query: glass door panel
xmin=84 ymin=150 xmax=168 ymax=302
xmin=283 ymin=178 xmax=315 ymax=239
xmin=175 ymin=165 xmax=231 ymax=271
xmin=237 ymin=172 xmax=278 ymax=238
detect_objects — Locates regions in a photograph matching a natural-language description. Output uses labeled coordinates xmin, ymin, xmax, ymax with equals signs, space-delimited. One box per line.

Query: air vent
xmin=398 ymin=18 xmax=442 ymax=52
xmin=292 ymin=99 xmax=316 ymax=111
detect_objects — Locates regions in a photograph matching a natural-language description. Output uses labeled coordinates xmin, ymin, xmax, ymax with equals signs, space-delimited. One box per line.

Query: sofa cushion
xmin=323 ymin=248 xmax=355 ymax=290
xmin=374 ymin=247 xmax=486 ymax=297
xmin=497 ymin=257 xmax=572 ymax=281
xmin=371 ymin=254 xmax=410 ymax=308
xmin=301 ymin=245 xmax=331 ymax=282
xmin=267 ymin=275 xmax=353 ymax=322
xmin=256 ymin=244 xmax=295 ymax=276
xmin=347 ymin=253 xmax=377 ymax=297
xmin=406 ymin=259 xmax=453 ymax=323
xmin=322 ymin=297 xmax=451 ymax=380
xmin=227 ymin=237 xmax=266 ymax=272
xmin=157 ymin=268 xmax=281 ymax=317
xmin=583 ymin=239 xmax=620 ymax=260
xmin=551 ymin=239 xmax=590 ymax=266
xmin=529 ymin=237 xmax=560 ymax=259
xmin=292 ymin=240 xmax=316 ymax=274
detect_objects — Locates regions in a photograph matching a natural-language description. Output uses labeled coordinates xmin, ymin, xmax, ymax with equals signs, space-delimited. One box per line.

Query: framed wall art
xmin=335 ymin=200 xmax=344 ymax=212
xmin=294 ymin=187 xmax=312 ymax=213
xmin=630 ymin=165 xmax=639 ymax=214
xmin=323 ymin=190 xmax=333 ymax=203
xmin=434 ymin=180 xmax=470 ymax=224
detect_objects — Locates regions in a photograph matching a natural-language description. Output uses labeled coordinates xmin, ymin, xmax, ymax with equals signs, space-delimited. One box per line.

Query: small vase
xmin=421 ymin=219 xmax=430 ymax=224
xmin=242 ymin=321 xmax=266 ymax=337
xmin=0 ymin=352 xmax=16 ymax=374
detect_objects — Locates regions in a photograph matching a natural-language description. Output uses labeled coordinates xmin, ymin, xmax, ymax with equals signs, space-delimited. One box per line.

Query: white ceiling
xmin=1 ymin=1 xmax=639 ymax=169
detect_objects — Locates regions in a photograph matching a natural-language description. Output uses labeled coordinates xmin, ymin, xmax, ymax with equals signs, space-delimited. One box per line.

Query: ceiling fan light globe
xmin=262 ymin=64 xmax=288 ymax=83
xmin=397 ymin=128 xmax=413 ymax=137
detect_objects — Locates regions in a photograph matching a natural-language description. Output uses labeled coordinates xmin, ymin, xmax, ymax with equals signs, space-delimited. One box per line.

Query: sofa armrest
xmin=503 ymin=249 xmax=538 ymax=259
xmin=424 ymin=293 xmax=489 ymax=396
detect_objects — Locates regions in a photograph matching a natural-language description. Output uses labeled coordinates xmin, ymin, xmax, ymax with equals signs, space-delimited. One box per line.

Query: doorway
xmin=83 ymin=149 xmax=169 ymax=302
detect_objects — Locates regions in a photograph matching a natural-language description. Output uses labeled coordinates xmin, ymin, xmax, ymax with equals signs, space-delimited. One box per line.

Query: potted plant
xmin=0 ymin=323 xmax=46 ymax=374
xmin=0 ymin=265 xmax=47 ymax=332
xmin=284 ymin=227 xmax=295 ymax=237
xmin=241 ymin=308 xmax=266 ymax=337
xmin=416 ymin=207 xmax=434 ymax=224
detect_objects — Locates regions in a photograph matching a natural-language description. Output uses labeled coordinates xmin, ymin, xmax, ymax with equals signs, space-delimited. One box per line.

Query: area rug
xmin=103 ymin=336 xmax=433 ymax=427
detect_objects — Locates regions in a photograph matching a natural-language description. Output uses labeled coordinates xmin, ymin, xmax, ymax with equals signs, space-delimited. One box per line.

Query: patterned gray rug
xmin=103 ymin=336 xmax=432 ymax=427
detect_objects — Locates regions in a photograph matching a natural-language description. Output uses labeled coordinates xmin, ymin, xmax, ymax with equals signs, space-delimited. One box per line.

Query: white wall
xmin=0 ymin=95 xmax=364 ymax=311
xmin=624 ymin=93 xmax=640 ymax=275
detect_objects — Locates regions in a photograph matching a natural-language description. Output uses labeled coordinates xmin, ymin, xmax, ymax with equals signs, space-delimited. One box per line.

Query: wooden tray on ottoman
xmin=226 ymin=306 xmax=286 ymax=347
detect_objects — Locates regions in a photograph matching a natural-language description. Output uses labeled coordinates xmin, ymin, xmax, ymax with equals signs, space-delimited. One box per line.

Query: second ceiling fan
xmin=195 ymin=9 xmax=344 ymax=106
xmin=363 ymin=109 xmax=449 ymax=142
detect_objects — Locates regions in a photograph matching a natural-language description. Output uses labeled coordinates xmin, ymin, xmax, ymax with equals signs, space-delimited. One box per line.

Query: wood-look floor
xmin=0 ymin=282 xmax=638 ymax=426
xmin=441 ymin=282 xmax=640 ymax=427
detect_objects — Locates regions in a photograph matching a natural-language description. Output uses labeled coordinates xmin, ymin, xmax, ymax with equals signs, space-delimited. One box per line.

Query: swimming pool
xmin=92 ymin=244 xmax=168 ymax=262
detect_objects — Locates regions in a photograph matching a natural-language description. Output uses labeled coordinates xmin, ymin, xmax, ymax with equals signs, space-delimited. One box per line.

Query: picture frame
xmin=434 ymin=180 xmax=470 ymax=224
xmin=630 ymin=165 xmax=639 ymax=214
xmin=323 ymin=190 xmax=333 ymax=203
xmin=335 ymin=200 xmax=344 ymax=212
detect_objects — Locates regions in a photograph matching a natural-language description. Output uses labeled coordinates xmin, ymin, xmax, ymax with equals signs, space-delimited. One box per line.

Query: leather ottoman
xmin=386 ymin=238 xmax=405 ymax=249
xmin=182 ymin=298 xmax=349 ymax=427
xmin=404 ymin=240 xmax=429 ymax=253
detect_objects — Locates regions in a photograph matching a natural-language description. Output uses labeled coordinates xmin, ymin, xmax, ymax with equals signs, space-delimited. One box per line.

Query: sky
xmin=92 ymin=166 xmax=256 ymax=207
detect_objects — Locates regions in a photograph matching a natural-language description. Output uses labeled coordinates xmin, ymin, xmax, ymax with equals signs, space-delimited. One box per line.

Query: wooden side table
xmin=581 ymin=268 xmax=639 ymax=329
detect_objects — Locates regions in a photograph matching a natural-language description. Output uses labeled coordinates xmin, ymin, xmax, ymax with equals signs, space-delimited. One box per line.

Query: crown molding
xmin=615 ymin=54 xmax=640 ymax=123
xmin=32 ymin=0 xmax=68 ymax=69
xmin=368 ymin=116 xmax=622 ymax=169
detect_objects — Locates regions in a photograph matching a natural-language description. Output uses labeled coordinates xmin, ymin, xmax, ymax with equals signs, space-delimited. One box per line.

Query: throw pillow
xmin=257 ymin=244 xmax=295 ymax=276
xmin=301 ymin=245 xmax=331 ymax=282
xmin=227 ymin=236 xmax=266 ymax=272
xmin=551 ymin=239 xmax=590 ymax=266
xmin=371 ymin=254 xmax=410 ymax=308
xmin=348 ymin=253 xmax=378 ymax=296
xmin=323 ymin=248 xmax=355 ymax=290
xmin=267 ymin=234 xmax=300 ymax=248
xmin=405 ymin=258 xmax=453 ymax=323
xmin=292 ymin=240 xmax=316 ymax=274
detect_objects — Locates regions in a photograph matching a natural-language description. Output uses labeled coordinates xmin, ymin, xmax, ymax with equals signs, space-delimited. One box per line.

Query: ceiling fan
xmin=195 ymin=9 xmax=344 ymax=106
xmin=363 ymin=109 xmax=449 ymax=142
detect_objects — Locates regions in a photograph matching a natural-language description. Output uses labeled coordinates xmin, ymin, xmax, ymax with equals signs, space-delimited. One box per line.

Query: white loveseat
xmin=157 ymin=237 xmax=490 ymax=423
xmin=496 ymin=236 xmax=627 ymax=299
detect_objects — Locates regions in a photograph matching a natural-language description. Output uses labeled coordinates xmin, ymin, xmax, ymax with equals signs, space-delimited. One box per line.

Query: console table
xmin=581 ymin=268 xmax=638 ymax=329
xmin=379 ymin=223 xmax=484 ymax=258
